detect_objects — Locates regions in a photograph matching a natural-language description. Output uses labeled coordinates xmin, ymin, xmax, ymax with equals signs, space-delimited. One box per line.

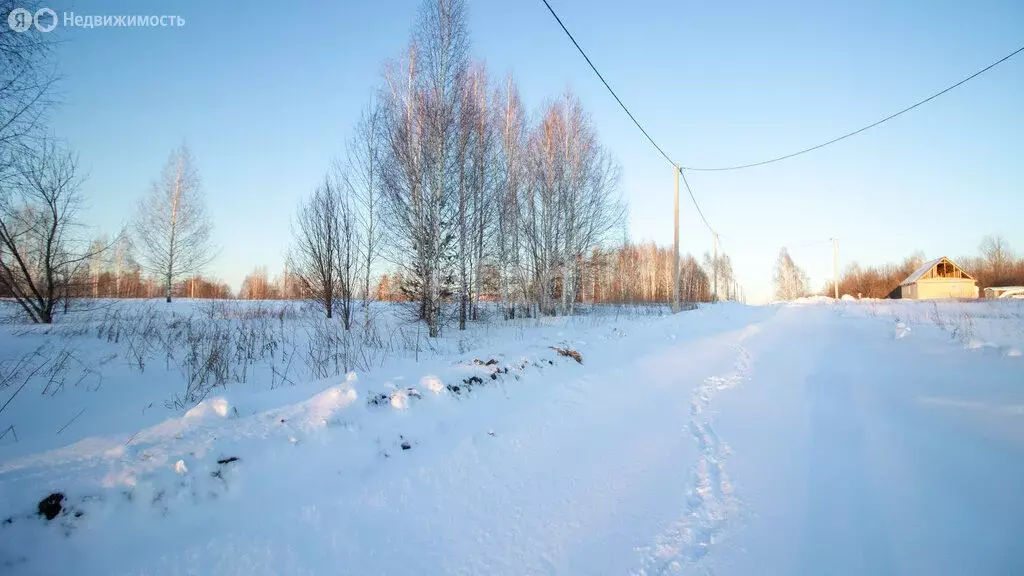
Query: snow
xmin=1 ymin=299 xmax=1023 ymax=574
xmin=787 ymin=295 xmax=833 ymax=305
xmin=420 ymin=375 xmax=444 ymax=394
xmin=184 ymin=397 xmax=231 ymax=420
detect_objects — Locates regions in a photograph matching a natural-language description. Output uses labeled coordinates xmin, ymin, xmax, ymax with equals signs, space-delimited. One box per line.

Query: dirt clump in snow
xmin=37 ymin=493 xmax=64 ymax=521
xmin=366 ymin=392 xmax=391 ymax=407
xmin=447 ymin=374 xmax=488 ymax=396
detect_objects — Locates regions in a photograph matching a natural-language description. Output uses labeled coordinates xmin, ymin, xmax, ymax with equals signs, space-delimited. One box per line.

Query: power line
xmin=681 ymin=44 xmax=1024 ymax=172
xmin=786 ymin=238 xmax=833 ymax=250
xmin=678 ymin=168 xmax=714 ymax=233
xmin=539 ymin=0 xmax=676 ymax=166
xmin=539 ymin=0 xmax=718 ymax=235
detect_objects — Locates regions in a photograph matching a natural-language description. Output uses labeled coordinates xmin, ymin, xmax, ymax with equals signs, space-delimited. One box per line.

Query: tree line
xmin=235 ymin=240 xmax=739 ymax=306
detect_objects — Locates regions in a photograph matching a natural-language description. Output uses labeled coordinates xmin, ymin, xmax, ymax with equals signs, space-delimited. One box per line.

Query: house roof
xmin=900 ymin=256 xmax=973 ymax=286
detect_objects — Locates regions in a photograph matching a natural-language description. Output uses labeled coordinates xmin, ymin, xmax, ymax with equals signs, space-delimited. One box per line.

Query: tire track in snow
xmin=635 ymin=325 xmax=759 ymax=575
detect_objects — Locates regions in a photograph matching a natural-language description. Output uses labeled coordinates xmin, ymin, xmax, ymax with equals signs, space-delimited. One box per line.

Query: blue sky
xmin=46 ymin=0 xmax=1023 ymax=302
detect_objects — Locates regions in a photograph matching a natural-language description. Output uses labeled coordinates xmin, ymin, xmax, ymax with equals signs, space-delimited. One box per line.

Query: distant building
xmin=983 ymin=286 xmax=1024 ymax=299
xmin=897 ymin=257 xmax=978 ymax=299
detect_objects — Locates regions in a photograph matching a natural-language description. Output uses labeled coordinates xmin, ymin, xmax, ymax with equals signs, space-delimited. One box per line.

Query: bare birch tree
xmin=979 ymin=234 xmax=1013 ymax=284
xmin=773 ymin=248 xmax=809 ymax=301
xmin=0 ymin=139 xmax=100 ymax=322
xmin=467 ymin=61 xmax=495 ymax=321
xmin=1 ymin=1 xmax=58 ymax=182
xmin=380 ymin=0 xmax=468 ymax=337
xmin=520 ymin=95 xmax=623 ymax=316
xmin=379 ymin=44 xmax=429 ymax=322
xmin=454 ymin=61 xmax=493 ymax=328
xmin=290 ymin=175 xmax=341 ymax=319
xmin=290 ymin=169 xmax=361 ymax=328
xmin=133 ymin=144 xmax=214 ymax=303
xmin=109 ymin=231 xmax=134 ymax=298
xmin=494 ymin=73 xmax=526 ymax=318
xmin=347 ymin=104 xmax=384 ymax=311
xmin=336 ymin=169 xmax=361 ymax=329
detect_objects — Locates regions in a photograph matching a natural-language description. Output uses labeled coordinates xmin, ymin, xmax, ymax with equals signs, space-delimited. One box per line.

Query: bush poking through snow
xmin=551 ymin=347 xmax=583 ymax=364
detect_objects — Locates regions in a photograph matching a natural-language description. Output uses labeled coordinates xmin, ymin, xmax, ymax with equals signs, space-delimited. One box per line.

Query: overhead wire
xmin=786 ymin=238 xmax=833 ymax=250
xmin=539 ymin=0 xmax=718 ymax=235
xmin=540 ymin=0 xmax=1023 ymax=252
xmin=680 ymin=44 xmax=1024 ymax=172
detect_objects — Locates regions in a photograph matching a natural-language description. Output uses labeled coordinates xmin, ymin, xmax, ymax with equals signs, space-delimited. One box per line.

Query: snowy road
xmin=714 ymin=305 xmax=1024 ymax=576
xmin=2 ymin=302 xmax=1023 ymax=575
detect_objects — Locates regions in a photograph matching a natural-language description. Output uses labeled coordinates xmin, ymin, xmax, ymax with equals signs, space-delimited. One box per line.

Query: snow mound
xmin=1003 ymin=348 xmax=1022 ymax=358
xmin=895 ymin=321 xmax=911 ymax=340
xmin=965 ymin=338 xmax=998 ymax=350
xmin=841 ymin=294 xmax=856 ymax=301
xmin=421 ymin=375 xmax=444 ymax=394
xmin=298 ymin=376 xmax=359 ymax=428
xmin=390 ymin=388 xmax=411 ymax=410
xmin=789 ymin=295 xmax=833 ymax=305
xmin=184 ymin=397 xmax=231 ymax=420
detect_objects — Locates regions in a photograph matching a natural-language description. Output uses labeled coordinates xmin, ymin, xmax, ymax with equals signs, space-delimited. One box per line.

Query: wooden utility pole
xmin=832 ymin=237 xmax=839 ymax=299
xmin=712 ymin=232 xmax=718 ymax=303
xmin=672 ymin=165 xmax=680 ymax=313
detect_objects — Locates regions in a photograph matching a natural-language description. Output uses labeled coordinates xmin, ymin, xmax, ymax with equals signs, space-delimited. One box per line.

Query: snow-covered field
xmin=1 ymin=298 xmax=1022 ymax=575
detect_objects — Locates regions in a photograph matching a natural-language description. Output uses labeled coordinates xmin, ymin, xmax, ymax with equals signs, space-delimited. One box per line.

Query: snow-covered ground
xmin=1 ymin=299 xmax=1022 ymax=575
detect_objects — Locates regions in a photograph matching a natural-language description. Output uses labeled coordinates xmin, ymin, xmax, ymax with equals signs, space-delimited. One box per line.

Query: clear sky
xmin=46 ymin=0 xmax=1023 ymax=303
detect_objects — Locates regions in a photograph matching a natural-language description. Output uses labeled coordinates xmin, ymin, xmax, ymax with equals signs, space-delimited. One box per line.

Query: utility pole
xmin=672 ymin=165 xmax=680 ymax=313
xmin=712 ymin=232 xmax=719 ymax=303
xmin=832 ymin=237 xmax=839 ymax=299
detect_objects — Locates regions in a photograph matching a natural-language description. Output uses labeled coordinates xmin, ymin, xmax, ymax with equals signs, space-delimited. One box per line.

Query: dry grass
xmin=551 ymin=346 xmax=583 ymax=364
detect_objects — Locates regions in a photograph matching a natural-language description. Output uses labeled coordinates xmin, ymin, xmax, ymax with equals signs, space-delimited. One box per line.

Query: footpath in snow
xmin=2 ymin=300 xmax=1023 ymax=575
